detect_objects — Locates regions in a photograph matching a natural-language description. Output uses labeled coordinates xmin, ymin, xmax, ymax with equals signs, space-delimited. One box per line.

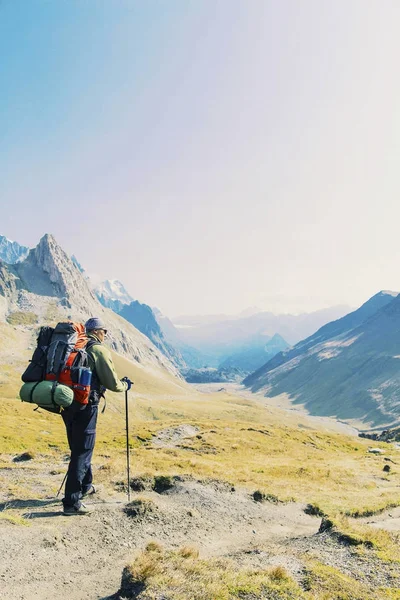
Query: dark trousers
xmin=61 ymin=402 xmax=98 ymax=508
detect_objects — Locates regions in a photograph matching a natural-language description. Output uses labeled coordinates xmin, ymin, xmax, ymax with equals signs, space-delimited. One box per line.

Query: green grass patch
xmin=6 ymin=312 xmax=38 ymax=326
xmin=303 ymin=561 xmax=394 ymax=599
xmin=319 ymin=515 xmax=400 ymax=562
xmin=345 ymin=500 xmax=400 ymax=518
xmin=0 ymin=510 xmax=31 ymax=526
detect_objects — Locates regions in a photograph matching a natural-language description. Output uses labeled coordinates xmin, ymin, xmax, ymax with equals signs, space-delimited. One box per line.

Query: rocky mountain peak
xmin=30 ymin=234 xmax=72 ymax=291
xmin=16 ymin=234 xmax=97 ymax=313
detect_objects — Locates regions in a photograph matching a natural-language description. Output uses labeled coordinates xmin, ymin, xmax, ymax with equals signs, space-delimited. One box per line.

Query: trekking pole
xmin=125 ymin=388 xmax=131 ymax=503
xmin=56 ymin=471 xmax=68 ymax=498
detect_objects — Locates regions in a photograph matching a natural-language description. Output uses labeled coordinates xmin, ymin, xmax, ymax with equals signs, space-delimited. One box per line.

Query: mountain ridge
xmin=244 ymin=290 xmax=400 ymax=428
xmin=220 ymin=333 xmax=290 ymax=373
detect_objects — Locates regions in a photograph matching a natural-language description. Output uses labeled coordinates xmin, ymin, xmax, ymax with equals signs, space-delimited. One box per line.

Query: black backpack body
xmin=22 ymin=326 xmax=54 ymax=383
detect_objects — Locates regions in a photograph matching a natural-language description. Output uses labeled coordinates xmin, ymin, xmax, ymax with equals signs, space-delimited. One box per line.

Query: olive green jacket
xmin=86 ymin=333 xmax=127 ymax=392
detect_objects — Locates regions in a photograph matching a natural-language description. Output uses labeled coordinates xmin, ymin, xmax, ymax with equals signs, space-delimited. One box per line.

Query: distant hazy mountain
xmin=173 ymin=313 xmax=233 ymax=327
xmin=244 ymin=291 xmax=400 ymax=428
xmin=237 ymin=306 xmax=264 ymax=318
xmin=220 ymin=333 xmax=290 ymax=373
xmin=171 ymin=306 xmax=352 ymax=359
xmin=154 ymin=308 xmax=218 ymax=368
xmin=94 ymin=285 xmax=186 ymax=369
xmin=95 ymin=279 xmax=134 ymax=313
xmin=0 ymin=235 xmax=29 ymax=264
xmin=119 ymin=301 xmax=186 ymax=369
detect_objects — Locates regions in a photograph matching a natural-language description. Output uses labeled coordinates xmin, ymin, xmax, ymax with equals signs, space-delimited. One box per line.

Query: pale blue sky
xmin=1 ymin=0 xmax=400 ymax=315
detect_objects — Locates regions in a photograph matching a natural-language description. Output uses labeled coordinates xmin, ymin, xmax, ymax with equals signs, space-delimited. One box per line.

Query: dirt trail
xmin=359 ymin=505 xmax=400 ymax=532
xmin=0 ymin=469 xmax=319 ymax=600
xmin=2 ymin=424 xmax=400 ymax=599
xmin=1 ymin=462 xmax=400 ymax=600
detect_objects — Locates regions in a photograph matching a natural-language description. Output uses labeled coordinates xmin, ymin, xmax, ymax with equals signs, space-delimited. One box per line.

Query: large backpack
xmin=20 ymin=321 xmax=93 ymax=412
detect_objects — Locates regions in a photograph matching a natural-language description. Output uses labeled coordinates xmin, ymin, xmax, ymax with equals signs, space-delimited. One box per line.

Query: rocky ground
xmin=2 ymin=427 xmax=400 ymax=600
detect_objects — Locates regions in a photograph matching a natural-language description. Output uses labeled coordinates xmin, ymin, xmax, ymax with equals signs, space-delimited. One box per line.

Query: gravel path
xmin=1 ymin=465 xmax=400 ymax=600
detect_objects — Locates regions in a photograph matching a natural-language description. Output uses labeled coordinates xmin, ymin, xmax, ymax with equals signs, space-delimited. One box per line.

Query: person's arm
xmin=91 ymin=345 xmax=128 ymax=392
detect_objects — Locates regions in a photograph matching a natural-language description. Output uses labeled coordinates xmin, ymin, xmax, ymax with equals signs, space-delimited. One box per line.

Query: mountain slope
xmin=246 ymin=291 xmax=398 ymax=378
xmin=154 ymin=308 xmax=219 ymax=369
xmin=0 ymin=234 xmax=179 ymax=377
xmin=95 ymin=284 xmax=188 ymax=369
xmin=244 ymin=291 xmax=400 ymax=428
xmin=119 ymin=301 xmax=186 ymax=369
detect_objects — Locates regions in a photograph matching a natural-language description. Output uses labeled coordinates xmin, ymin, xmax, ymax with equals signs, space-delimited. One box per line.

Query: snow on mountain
xmin=94 ymin=279 xmax=134 ymax=312
xmin=96 ymin=279 xmax=133 ymax=303
xmin=0 ymin=235 xmax=29 ymax=264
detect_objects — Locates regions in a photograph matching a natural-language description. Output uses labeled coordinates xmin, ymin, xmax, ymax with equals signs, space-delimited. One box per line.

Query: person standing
xmin=62 ymin=317 xmax=132 ymax=515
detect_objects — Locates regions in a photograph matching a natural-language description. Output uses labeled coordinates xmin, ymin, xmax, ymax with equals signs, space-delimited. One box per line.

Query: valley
xmin=1 ymin=233 xmax=400 ymax=599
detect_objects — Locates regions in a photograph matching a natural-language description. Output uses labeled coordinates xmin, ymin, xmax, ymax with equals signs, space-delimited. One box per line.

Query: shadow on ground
xmin=23 ymin=510 xmax=65 ymax=519
xmin=0 ymin=498 xmax=59 ymax=510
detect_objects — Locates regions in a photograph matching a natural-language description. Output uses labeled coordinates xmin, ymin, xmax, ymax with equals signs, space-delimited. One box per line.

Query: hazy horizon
xmin=2 ymin=1 xmax=400 ymax=315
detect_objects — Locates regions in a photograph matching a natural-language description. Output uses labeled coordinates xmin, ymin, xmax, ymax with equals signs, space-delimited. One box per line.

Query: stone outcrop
xmin=16 ymin=234 xmax=97 ymax=312
xmin=0 ymin=260 xmax=22 ymax=302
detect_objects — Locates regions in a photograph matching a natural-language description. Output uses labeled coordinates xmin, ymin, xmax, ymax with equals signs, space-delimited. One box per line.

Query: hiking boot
xmin=63 ymin=503 xmax=93 ymax=516
xmin=82 ymin=485 xmax=96 ymax=498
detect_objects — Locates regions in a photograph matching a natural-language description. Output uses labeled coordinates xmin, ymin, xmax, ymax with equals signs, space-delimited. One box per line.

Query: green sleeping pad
xmin=20 ymin=381 xmax=74 ymax=409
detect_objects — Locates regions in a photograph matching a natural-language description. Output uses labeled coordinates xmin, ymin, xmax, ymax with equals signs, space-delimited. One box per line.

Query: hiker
xmin=62 ymin=317 xmax=132 ymax=515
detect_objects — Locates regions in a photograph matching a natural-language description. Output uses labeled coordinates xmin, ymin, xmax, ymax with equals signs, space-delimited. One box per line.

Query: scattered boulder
xmin=318 ymin=517 xmax=334 ymax=533
xmin=153 ymin=475 xmax=175 ymax=494
xmin=252 ymin=490 xmax=279 ymax=503
xmin=13 ymin=452 xmax=35 ymax=462
xmin=130 ymin=475 xmax=153 ymax=492
xmin=360 ymin=427 xmax=400 ymax=443
xmin=124 ymin=498 xmax=155 ymax=519
xmin=304 ymin=503 xmax=325 ymax=517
